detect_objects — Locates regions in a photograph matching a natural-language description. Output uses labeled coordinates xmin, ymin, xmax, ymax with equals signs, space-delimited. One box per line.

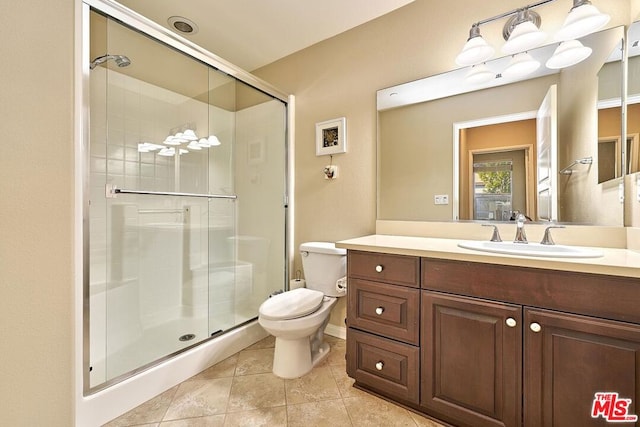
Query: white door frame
xmin=453 ymin=111 xmax=537 ymax=220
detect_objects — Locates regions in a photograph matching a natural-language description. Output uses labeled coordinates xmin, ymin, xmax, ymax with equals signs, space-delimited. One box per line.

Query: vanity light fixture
xmin=455 ymin=24 xmax=495 ymax=66
xmin=456 ymin=0 xmax=606 ymax=72
xmin=502 ymin=9 xmax=547 ymax=55
xmin=140 ymin=124 xmax=222 ymax=155
xmin=555 ymin=0 xmax=610 ymax=41
xmin=207 ymin=135 xmax=221 ymax=146
xmin=503 ymin=52 xmax=541 ymax=79
xmin=545 ymin=39 xmax=592 ymax=68
xmin=465 ymin=63 xmax=496 ymax=84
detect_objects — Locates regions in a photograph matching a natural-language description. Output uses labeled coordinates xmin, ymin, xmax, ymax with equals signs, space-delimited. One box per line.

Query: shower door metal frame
xmin=81 ymin=0 xmax=292 ymax=394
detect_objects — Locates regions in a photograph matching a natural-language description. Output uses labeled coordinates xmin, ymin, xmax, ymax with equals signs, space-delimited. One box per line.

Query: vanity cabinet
xmin=421 ymin=291 xmax=522 ymax=427
xmin=346 ymin=250 xmax=640 ymax=427
xmin=346 ymin=251 xmax=420 ymax=404
xmin=524 ymin=308 xmax=640 ymax=427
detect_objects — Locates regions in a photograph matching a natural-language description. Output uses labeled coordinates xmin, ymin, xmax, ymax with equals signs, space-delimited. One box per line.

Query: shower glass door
xmin=88 ymin=10 xmax=286 ymax=389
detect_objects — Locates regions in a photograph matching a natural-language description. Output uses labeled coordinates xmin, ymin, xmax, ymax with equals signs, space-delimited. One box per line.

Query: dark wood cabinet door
xmin=525 ymin=308 xmax=640 ymax=427
xmin=421 ymin=291 xmax=522 ymax=427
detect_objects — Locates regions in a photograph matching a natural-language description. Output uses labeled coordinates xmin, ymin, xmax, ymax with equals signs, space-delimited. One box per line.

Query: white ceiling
xmin=116 ymin=0 xmax=415 ymax=71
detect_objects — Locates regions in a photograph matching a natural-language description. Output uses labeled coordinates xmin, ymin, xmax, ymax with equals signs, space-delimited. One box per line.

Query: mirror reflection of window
xmin=473 ymin=159 xmax=513 ymax=220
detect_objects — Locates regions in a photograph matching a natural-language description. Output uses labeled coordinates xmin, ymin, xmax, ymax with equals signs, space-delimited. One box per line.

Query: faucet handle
xmin=482 ymin=224 xmax=502 ymax=242
xmin=541 ymin=225 xmax=565 ymax=245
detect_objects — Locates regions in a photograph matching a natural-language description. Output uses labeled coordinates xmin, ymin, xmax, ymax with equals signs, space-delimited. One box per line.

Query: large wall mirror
xmin=627 ymin=21 xmax=640 ymax=179
xmin=378 ymin=25 xmax=629 ymax=226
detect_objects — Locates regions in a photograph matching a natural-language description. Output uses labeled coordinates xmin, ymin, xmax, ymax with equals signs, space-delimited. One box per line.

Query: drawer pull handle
xmin=375 ymin=361 xmax=384 ymax=371
xmin=530 ymin=322 xmax=542 ymax=333
xmin=375 ymin=265 xmax=384 ymax=273
xmin=375 ymin=307 xmax=385 ymax=315
xmin=505 ymin=317 xmax=517 ymax=328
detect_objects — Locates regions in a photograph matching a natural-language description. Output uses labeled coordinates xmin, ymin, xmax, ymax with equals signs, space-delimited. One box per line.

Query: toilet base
xmin=272 ymin=337 xmax=330 ymax=379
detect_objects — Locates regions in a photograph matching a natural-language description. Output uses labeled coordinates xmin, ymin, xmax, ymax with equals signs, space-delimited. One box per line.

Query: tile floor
xmin=104 ymin=335 xmax=446 ymax=427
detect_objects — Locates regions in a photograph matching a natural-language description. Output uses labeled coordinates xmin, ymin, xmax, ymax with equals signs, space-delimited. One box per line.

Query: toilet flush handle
xmin=301 ymin=251 xmax=309 ymax=257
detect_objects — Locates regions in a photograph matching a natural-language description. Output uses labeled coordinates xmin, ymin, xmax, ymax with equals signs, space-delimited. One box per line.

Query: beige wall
xmin=0 ymin=0 xmax=636 ymax=425
xmin=377 ymin=78 xmax=555 ymax=221
xmin=0 ymin=1 xmax=75 ymax=425
xmin=254 ymin=0 xmax=631 ymax=327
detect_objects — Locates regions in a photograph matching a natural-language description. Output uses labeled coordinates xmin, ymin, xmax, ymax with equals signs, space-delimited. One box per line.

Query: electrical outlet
xmin=434 ymin=194 xmax=449 ymax=205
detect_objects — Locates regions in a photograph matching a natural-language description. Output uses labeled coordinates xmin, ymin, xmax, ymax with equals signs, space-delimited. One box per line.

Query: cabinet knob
xmin=375 ymin=265 xmax=384 ymax=273
xmin=375 ymin=307 xmax=385 ymax=315
xmin=505 ymin=317 xmax=517 ymax=327
xmin=375 ymin=361 xmax=384 ymax=371
xmin=530 ymin=322 xmax=542 ymax=333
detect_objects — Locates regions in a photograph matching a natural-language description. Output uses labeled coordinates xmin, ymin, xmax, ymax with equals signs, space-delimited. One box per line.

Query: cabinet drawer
xmin=348 ymin=278 xmax=420 ymax=345
xmin=348 ymin=251 xmax=419 ymax=287
xmin=347 ymin=328 xmax=419 ymax=404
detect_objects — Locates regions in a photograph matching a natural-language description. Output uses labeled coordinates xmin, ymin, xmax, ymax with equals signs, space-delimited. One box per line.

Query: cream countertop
xmin=336 ymin=234 xmax=640 ymax=279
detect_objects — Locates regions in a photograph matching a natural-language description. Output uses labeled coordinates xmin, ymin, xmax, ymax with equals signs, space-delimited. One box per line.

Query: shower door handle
xmin=106 ymin=184 xmax=237 ymax=199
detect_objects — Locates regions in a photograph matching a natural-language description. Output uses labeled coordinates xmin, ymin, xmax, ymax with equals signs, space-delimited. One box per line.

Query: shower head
xmin=89 ymin=54 xmax=131 ymax=70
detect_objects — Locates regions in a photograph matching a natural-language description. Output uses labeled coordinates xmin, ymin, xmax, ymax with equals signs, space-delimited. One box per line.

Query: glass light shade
xmin=456 ymin=35 xmax=495 ymax=66
xmin=465 ymin=63 xmax=495 ymax=84
xmin=208 ymin=135 xmax=221 ymax=146
xmin=502 ymin=21 xmax=547 ymax=55
xmin=502 ymin=53 xmax=540 ymax=79
xmin=172 ymin=132 xmax=188 ymax=144
xmin=545 ymin=40 xmax=592 ymax=69
xmin=182 ymin=129 xmax=198 ymax=141
xmin=138 ymin=142 xmax=163 ymax=152
xmin=158 ymin=147 xmax=175 ymax=156
xmin=197 ymin=137 xmax=211 ymax=148
xmin=164 ymin=135 xmax=182 ymax=145
xmin=187 ymin=141 xmax=202 ymax=150
xmin=555 ymin=2 xmax=610 ymax=41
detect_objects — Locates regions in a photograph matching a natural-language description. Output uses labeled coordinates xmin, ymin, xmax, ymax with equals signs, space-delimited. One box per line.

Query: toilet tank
xmin=299 ymin=242 xmax=346 ymax=297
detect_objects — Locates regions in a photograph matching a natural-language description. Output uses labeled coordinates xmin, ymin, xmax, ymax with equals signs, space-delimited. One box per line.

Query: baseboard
xmin=324 ymin=323 xmax=346 ymax=340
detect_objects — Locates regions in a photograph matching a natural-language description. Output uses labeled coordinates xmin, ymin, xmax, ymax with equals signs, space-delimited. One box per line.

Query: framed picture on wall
xmin=315 ymin=117 xmax=346 ymax=156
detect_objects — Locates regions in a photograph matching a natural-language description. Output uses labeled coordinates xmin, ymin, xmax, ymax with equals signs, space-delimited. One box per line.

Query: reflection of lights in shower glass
xmin=142 ymin=127 xmax=222 ymax=155
xmin=164 ymin=135 xmax=180 ymax=145
xmin=138 ymin=142 xmax=164 ymax=153
xmin=182 ymin=129 xmax=198 ymax=141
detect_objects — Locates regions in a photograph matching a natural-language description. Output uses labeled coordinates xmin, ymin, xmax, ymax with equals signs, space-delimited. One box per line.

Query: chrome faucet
xmin=541 ymin=225 xmax=565 ymax=245
xmin=514 ymin=213 xmax=528 ymax=243
xmin=482 ymin=224 xmax=502 ymax=242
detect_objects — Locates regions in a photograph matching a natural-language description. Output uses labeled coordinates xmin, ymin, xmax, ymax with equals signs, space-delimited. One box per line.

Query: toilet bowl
xmin=258 ymin=242 xmax=346 ymax=379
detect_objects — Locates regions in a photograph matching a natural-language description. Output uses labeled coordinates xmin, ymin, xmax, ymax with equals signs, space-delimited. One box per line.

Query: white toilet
xmin=258 ymin=242 xmax=346 ymax=379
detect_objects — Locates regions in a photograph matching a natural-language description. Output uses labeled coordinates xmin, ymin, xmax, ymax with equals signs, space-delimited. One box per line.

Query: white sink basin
xmin=457 ymin=240 xmax=604 ymax=258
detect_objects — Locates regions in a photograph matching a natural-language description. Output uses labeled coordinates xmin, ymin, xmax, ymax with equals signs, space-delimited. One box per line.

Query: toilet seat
xmin=259 ymin=288 xmax=324 ymax=321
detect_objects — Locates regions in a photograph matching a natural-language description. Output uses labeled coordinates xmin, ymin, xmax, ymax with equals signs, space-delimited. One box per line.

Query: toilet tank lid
xmin=299 ymin=242 xmax=346 ymax=255
xmin=259 ymin=288 xmax=325 ymax=321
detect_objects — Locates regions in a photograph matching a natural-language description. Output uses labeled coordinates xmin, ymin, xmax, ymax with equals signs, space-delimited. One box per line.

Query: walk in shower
xmin=85 ymin=4 xmax=288 ymax=392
